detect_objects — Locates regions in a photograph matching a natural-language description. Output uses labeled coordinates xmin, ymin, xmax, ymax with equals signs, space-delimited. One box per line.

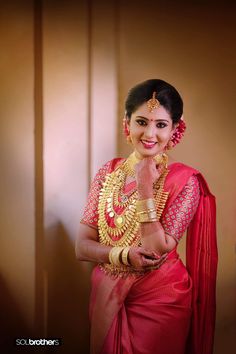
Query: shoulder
xmin=166 ymin=162 xmax=199 ymax=188
xmin=168 ymin=162 xmax=199 ymax=176
xmin=167 ymin=162 xmax=213 ymax=197
xmin=94 ymin=157 xmax=125 ymax=179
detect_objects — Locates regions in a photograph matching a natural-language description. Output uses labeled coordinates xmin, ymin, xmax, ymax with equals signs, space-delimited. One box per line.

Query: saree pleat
xmin=90 ymin=267 xmax=135 ymax=354
xmin=101 ymin=253 xmax=192 ymax=354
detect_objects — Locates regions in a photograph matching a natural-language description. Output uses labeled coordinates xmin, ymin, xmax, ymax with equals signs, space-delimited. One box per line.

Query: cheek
xmin=129 ymin=124 xmax=142 ymax=137
xmin=157 ymin=130 xmax=172 ymax=142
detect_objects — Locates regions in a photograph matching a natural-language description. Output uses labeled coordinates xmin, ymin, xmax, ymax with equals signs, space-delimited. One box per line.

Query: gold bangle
xmin=121 ymin=247 xmax=130 ymax=266
xmin=136 ymin=208 xmax=156 ymax=215
xmin=137 ymin=210 xmax=158 ymax=223
xmin=108 ymin=248 xmax=113 ymax=264
xmin=113 ymin=247 xmax=123 ymax=266
xmin=136 ymin=198 xmax=156 ymax=212
xmin=109 ymin=247 xmax=124 ymax=266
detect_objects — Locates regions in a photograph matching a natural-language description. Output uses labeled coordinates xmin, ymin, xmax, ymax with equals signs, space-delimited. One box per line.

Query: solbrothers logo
xmin=15 ymin=338 xmax=61 ymax=346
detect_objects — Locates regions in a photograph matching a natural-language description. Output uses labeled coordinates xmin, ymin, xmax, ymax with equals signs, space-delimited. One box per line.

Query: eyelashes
xmin=157 ymin=122 xmax=168 ymax=128
xmin=136 ymin=119 xmax=146 ymax=126
xmin=135 ymin=119 xmax=168 ymax=129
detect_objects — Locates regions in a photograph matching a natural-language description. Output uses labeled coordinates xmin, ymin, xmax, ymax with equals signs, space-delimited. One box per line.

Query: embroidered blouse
xmin=80 ymin=160 xmax=200 ymax=243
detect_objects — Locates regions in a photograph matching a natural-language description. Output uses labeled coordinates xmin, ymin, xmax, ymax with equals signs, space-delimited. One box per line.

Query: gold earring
xmin=166 ymin=140 xmax=174 ymax=150
xmin=126 ymin=135 xmax=132 ymax=145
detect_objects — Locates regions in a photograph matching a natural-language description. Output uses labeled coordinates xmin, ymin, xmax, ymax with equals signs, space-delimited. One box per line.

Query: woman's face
xmin=128 ymin=102 xmax=177 ymax=159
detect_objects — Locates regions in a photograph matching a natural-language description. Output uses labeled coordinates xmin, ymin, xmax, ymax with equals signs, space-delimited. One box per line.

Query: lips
xmin=141 ymin=140 xmax=157 ymax=149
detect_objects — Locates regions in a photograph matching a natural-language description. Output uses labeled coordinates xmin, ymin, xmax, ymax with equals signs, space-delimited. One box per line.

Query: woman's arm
xmin=135 ymin=158 xmax=200 ymax=255
xmin=75 ymin=223 xmax=166 ymax=269
xmin=138 ymin=185 xmax=177 ymax=255
xmin=75 ymin=224 xmax=111 ymax=263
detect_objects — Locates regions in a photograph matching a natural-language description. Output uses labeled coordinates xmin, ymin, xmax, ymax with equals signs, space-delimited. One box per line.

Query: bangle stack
xmin=136 ymin=198 xmax=158 ymax=223
xmin=109 ymin=246 xmax=131 ymax=267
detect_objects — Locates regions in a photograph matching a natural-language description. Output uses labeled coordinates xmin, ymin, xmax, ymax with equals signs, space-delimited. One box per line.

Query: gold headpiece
xmin=147 ymin=91 xmax=160 ymax=112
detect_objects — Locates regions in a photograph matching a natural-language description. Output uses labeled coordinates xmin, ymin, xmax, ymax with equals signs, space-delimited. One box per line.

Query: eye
xmin=136 ymin=119 xmax=147 ymax=126
xmin=156 ymin=122 xmax=168 ymax=128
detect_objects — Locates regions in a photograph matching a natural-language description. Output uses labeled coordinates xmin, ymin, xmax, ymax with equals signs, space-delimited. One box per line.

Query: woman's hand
xmin=128 ymin=246 xmax=167 ymax=270
xmin=135 ymin=158 xmax=165 ymax=198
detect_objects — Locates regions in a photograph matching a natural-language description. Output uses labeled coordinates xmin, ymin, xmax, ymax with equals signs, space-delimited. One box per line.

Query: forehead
xmin=132 ymin=102 xmax=172 ymax=121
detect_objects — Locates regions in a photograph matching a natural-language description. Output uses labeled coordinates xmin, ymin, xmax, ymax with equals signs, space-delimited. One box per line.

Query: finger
xmin=141 ymin=256 xmax=152 ymax=267
xmin=142 ymin=257 xmax=160 ymax=267
xmin=141 ymin=248 xmax=167 ymax=259
xmin=151 ymin=251 xmax=160 ymax=256
xmin=152 ymin=251 xmax=167 ymax=259
xmin=144 ymin=259 xmax=167 ymax=271
xmin=139 ymin=248 xmax=155 ymax=257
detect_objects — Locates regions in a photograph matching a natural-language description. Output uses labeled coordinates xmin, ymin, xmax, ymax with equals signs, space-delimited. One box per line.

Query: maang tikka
xmin=147 ymin=91 xmax=160 ymax=112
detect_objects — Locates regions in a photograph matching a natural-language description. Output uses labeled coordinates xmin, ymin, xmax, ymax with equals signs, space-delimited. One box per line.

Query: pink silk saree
xmin=89 ymin=161 xmax=217 ymax=354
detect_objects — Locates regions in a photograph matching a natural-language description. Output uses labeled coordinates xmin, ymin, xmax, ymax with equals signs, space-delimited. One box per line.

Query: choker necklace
xmin=123 ymin=151 xmax=168 ymax=177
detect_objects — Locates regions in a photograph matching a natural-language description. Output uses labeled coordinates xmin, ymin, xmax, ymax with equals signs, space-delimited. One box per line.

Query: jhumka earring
xmin=147 ymin=91 xmax=160 ymax=112
xmin=166 ymin=140 xmax=174 ymax=150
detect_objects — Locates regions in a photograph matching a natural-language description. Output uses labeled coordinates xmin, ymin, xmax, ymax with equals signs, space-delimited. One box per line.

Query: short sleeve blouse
xmin=160 ymin=175 xmax=200 ymax=242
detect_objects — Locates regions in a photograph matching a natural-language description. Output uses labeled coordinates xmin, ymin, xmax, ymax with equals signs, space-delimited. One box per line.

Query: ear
xmin=123 ymin=114 xmax=130 ymax=137
xmin=124 ymin=113 xmax=130 ymax=126
xmin=172 ymin=122 xmax=179 ymax=133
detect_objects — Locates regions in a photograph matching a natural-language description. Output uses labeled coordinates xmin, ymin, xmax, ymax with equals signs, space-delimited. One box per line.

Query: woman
xmin=76 ymin=79 xmax=218 ymax=354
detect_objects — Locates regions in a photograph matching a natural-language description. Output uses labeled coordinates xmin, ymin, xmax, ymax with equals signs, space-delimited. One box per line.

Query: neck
xmin=124 ymin=152 xmax=168 ymax=177
xmin=132 ymin=151 xmax=168 ymax=165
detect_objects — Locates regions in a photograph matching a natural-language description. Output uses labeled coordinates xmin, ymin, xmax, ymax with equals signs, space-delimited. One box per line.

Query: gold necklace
xmin=123 ymin=151 xmax=168 ymax=177
xmin=97 ymin=153 xmax=169 ymax=247
xmin=98 ymin=168 xmax=140 ymax=246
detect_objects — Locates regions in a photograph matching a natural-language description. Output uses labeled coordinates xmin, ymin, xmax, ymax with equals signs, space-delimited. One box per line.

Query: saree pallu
xmin=89 ymin=162 xmax=217 ymax=354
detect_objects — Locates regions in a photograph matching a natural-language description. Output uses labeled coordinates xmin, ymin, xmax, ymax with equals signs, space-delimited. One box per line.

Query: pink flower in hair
xmin=171 ymin=117 xmax=186 ymax=147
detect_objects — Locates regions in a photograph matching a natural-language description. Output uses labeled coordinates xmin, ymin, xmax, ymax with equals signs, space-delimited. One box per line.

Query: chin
xmin=136 ymin=148 xmax=162 ymax=159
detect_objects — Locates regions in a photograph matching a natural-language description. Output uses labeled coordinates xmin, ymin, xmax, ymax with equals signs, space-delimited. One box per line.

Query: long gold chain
xmin=98 ymin=153 xmax=169 ymax=247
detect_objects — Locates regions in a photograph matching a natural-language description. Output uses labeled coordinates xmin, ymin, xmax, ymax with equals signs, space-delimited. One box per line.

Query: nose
xmin=144 ymin=123 xmax=156 ymax=139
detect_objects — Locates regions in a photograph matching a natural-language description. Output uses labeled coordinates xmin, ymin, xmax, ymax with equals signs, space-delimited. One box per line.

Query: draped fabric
xmin=96 ymin=252 xmax=192 ymax=354
xmin=81 ymin=159 xmax=217 ymax=354
xmin=164 ymin=164 xmax=218 ymax=354
xmin=185 ymin=174 xmax=217 ymax=354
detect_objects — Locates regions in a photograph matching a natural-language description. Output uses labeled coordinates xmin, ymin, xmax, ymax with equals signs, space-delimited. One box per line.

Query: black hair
xmin=125 ymin=79 xmax=183 ymax=124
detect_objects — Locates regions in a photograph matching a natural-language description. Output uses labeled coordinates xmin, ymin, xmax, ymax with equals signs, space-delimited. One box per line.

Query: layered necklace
xmin=98 ymin=152 xmax=169 ymax=247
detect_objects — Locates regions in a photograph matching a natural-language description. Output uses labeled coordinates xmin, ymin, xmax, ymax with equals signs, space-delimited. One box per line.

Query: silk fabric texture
xmin=85 ymin=159 xmax=217 ymax=354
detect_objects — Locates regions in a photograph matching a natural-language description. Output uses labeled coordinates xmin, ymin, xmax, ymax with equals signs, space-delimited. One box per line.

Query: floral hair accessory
xmin=166 ymin=117 xmax=186 ymax=149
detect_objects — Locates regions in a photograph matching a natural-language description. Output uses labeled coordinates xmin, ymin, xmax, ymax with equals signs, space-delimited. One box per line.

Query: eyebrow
xmin=135 ymin=115 xmax=169 ymax=122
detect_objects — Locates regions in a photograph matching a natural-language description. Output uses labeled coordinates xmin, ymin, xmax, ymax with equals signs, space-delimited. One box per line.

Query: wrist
xmin=140 ymin=220 xmax=162 ymax=231
xmin=138 ymin=192 xmax=154 ymax=199
xmin=137 ymin=185 xmax=153 ymax=199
